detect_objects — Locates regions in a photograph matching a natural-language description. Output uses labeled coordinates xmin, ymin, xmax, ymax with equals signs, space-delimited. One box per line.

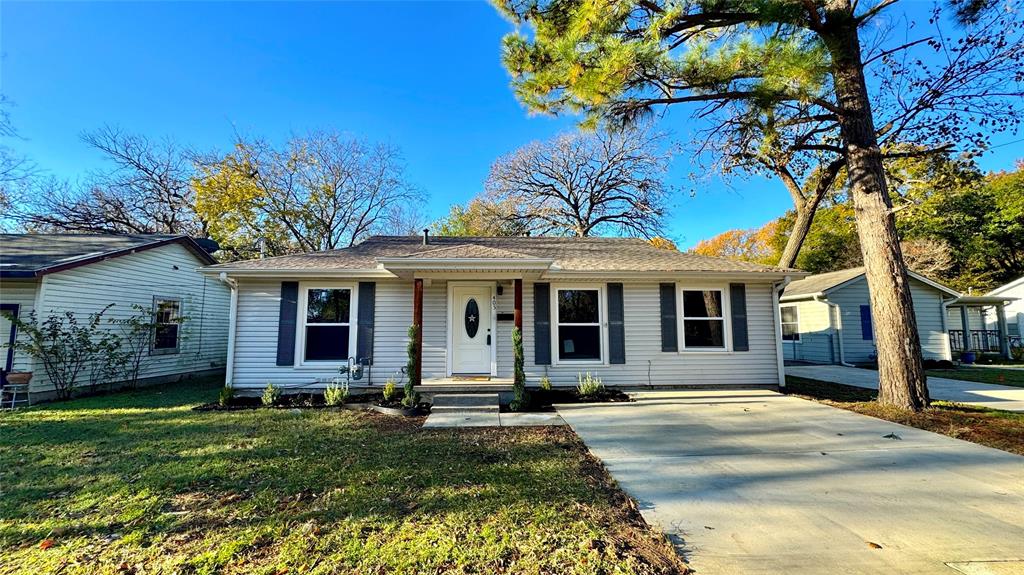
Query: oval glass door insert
xmin=464 ymin=298 xmax=480 ymax=338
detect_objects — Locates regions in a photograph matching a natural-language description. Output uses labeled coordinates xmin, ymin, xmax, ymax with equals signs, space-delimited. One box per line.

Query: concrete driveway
xmin=787 ymin=364 xmax=1024 ymax=412
xmin=555 ymin=391 xmax=1024 ymax=575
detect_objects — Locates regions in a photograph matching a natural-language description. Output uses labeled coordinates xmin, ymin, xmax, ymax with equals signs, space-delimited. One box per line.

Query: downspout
xmin=940 ymin=297 xmax=953 ymax=361
xmin=773 ymin=276 xmax=794 ymax=389
xmin=218 ymin=272 xmax=239 ymax=388
xmin=816 ymin=294 xmax=855 ymax=367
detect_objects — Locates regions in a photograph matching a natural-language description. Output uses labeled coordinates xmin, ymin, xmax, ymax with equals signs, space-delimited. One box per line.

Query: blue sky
xmin=1 ymin=1 xmax=1020 ymax=249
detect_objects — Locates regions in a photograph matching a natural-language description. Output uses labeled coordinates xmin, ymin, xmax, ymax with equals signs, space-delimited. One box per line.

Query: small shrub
xmin=324 ymin=382 xmax=349 ymax=406
xmin=1012 ymin=346 xmax=1024 ymax=361
xmin=510 ymin=326 xmax=529 ymax=411
xmin=383 ymin=379 xmax=398 ymax=402
xmin=218 ymin=386 xmax=234 ymax=407
xmin=539 ymin=376 xmax=552 ymax=391
xmin=401 ymin=389 xmax=421 ymax=408
xmin=262 ymin=383 xmax=281 ymax=407
xmin=576 ymin=372 xmax=605 ymax=398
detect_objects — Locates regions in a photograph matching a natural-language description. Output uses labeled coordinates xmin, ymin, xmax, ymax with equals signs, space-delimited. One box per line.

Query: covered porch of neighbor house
xmin=947 ymin=295 xmax=1020 ymax=359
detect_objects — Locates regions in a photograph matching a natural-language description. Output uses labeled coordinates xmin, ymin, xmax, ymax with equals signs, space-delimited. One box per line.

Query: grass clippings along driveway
xmin=0 ymin=379 xmax=685 ymax=575
xmin=785 ymin=375 xmax=1024 ymax=455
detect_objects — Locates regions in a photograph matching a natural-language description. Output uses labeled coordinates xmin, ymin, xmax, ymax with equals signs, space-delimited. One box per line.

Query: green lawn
xmin=0 ymin=380 xmax=684 ymax=575
xmin=785 ymin=375 xmax=1024 ymax=456
xmin=927 ymin=366 xmax=1024 ymax=388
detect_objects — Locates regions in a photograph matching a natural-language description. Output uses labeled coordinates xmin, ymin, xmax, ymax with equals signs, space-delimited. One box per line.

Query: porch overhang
xmin=949 ymin=295 xmax=1018 ymax=306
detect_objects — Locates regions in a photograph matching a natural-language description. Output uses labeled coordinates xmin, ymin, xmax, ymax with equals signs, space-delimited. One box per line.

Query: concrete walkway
xmin=422 ymin=394 xmax=565 ymax=428
xmin=787 ymin=364 xmax=1024 ymax=412
xmin=556 ymin=390 xmax=1024 ymax=575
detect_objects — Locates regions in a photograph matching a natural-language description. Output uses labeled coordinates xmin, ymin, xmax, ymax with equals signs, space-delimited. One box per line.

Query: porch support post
xmin=960 ymin=305 xmax=972 ymax=352
xmin=513 ymin=278 xmax=523 ymax=332
xmin=413 ymin=278 xmax=423 ymax=385
xmin=996 ymin=303 xmax=1010 ymax=359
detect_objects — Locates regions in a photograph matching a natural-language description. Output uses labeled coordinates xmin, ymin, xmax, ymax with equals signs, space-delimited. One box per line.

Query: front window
xmin=781 ymin=306 xmax=800 ymax=342
xmin=152 ymin=298 xmax=181 ymax=354
xmin=303 ymin=287 xmax=351 ymax=362
xmin=556 ymin=288 xmax=601 ymax=361
xmin=681 ymin=289 xmax=726 ymax=349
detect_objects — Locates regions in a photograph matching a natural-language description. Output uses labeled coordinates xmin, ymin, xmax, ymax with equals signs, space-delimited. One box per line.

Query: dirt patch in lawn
xmin=786 ymin=376 xmax=1024 ymax=456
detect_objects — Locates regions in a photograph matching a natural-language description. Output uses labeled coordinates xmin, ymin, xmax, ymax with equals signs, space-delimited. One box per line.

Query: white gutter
xmin=772 ymin=275 xmax=794 ymax=388
xmin=218 ymin=272 xmax=239 ymax=388
xmin=816 ymin=294 xmax=855 ymax=367
xmin=199 ymin=267 xmax=396 ymax=279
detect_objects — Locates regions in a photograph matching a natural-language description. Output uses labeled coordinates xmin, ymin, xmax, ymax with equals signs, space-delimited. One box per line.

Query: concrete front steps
xmin=423 ymin=393 xmax=565 ymax=428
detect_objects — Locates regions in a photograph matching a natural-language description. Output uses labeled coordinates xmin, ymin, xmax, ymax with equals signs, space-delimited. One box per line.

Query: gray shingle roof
xmin=205 ymin=235 xmax=799 ymax=274
xmin=783 ymin=266 xmax=961 ymax=299
xmin=782 ymin=267 xmax=867 ymax=298
xmin=0 ymin=234 xmax=217 ymax=278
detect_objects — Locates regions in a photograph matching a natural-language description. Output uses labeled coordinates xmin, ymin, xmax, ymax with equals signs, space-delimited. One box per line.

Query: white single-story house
xmin=991 ymin=276 xmax=1024 ymax=340
xmin=779 ymin=267 xmax=961 ymax=365
xmin=0 ymin=234 xmax=231 ymax=401
xmin=201 ymin=233 xmax=804 ymax=393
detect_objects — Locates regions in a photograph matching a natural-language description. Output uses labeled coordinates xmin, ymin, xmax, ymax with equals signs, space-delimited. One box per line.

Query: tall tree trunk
xmin=778 ymin=193 xmax=825 ymax=269
xmin=823 ymin=1 xmax=929 ymax=410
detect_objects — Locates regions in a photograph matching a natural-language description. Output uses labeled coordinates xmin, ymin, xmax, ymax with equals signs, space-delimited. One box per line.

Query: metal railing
xmin=948 ymin=329 xmax=1004 ymax=352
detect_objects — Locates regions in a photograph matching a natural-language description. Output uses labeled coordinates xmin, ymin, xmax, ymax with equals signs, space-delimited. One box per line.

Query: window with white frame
xmin=680 ymin=289 xmax=727 ymax=349
xmin=781 ymin=305 xmax=800 ymax=342
xmin=152 ymin=297 xmax=181 ymax=354
xmin=301 ymin=287 xmax=352 ymax=362
xmin=556 ymin=288 xmax=602 ymax=361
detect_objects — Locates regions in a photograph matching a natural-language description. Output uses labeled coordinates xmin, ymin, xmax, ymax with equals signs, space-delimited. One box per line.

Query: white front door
xmin=451 ymin=285 xmax=492 ymax=374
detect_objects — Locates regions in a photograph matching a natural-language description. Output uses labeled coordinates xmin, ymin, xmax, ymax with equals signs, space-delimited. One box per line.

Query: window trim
xmin=150 ymin=296 xmax=182 ymax=356
xmin=551 ymin=284 xmax=608 ymax=366
xmin=780 ymin=304 xmax=801 ymax=343
xmin=677 ymin=285 xmax=732 ymax=353
xmin=295 ymin=282 xmax=358 ymax=368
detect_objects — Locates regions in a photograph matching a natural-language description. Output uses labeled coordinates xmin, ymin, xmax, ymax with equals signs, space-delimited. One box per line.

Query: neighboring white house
xmin=987 ymin=276 xmax=1023 ymax=340
xmin=200 ymin=234 xmax=805 ymax=393
xmin=0 ymin=234 xmax=231 ymax=400
xmin=779 ymin=267 xmax=961 ymax=365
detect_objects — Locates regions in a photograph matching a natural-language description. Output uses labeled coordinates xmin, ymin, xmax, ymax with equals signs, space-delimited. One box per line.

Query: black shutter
xmin=608 ymin=283 xmax=626 ymax=364
xmin=356 ymin=282 xmax=376 ymax=364
xmin=276 ymin=281 xmax=299 ymax=366
xmin=860 ymin=305 xmax=874 ymax=340
xmin=730 ymin=283 xmax=749 ymax=351
xmin=659 ymin=283 xmax=678 ymax=352
xmin=534 ymin=283 xmax=551 ymax=365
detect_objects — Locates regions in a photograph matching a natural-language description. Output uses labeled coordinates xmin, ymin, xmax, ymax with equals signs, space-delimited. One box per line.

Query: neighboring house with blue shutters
xmin=0 ymin=234 xmax=230 ymax=402
xmin=779 ymin=267 xmax=960 ymax=365
xmin=201 ymin=233 xmax=803 ymax=392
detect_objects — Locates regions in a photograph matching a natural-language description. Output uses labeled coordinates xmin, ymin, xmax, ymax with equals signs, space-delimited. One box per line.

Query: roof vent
xmin=422 ymin=228 xmax=430 ymax=245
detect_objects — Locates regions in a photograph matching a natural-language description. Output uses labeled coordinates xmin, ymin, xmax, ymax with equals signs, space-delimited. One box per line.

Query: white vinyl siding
xmin=230 ymin=277 xmax=783 ymax=389
xmin=824 ymin=276 xmax=949 ymax=364
xmin=524 ymin=280 xmax=780 ymax=387
xmin=22 ymin=243 xmax=230 ymax=393
xmin=781 ymin=299 xmax=837 ymax=363
xmin=0 ymin=278 xmax=40 ymax=373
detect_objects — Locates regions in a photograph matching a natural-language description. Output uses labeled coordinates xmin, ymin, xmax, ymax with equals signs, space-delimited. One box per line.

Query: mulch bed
xmin=501 ymin=387 xmax=633 ymax=413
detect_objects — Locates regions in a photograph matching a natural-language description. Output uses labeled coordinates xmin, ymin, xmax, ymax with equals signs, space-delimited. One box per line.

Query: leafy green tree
xmin=494 ymin=0 xmax=1024 ymax=410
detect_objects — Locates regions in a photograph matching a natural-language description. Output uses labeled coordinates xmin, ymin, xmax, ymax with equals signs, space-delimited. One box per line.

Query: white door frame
xmin=446 ymin=281 xmax=497 ymax=377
